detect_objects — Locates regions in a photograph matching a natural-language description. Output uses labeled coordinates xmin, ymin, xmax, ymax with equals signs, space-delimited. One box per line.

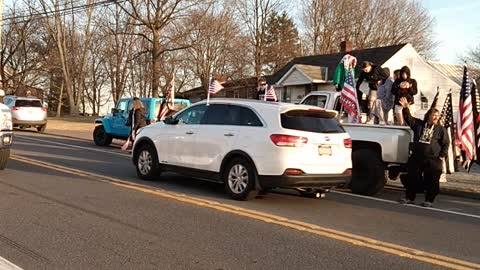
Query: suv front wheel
xmin=135 ymin=143 xmax=161 ymax=180
xmin=223 ymin=157 xmax=258 ymax=201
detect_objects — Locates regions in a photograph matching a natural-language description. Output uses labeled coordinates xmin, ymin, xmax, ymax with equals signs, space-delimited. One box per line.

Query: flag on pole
xmin=439 ymin=91 xmax=456 ymax=174
xmin=206 ymin=76 xmax=224 ymax=105
xmin=264 ymin=85 xmax=278 ymax=102
xmin=158 ymin=74 xmax=175 ymax=121
xmin=339 ymin=68 xmax=361 ymax=123
xmin=429 ymin=87 xmax=440 ymax=110
xmin=457 ymin=66 xmax=476 ymax=170
xmin=470 ymin=79 xmax=480 ymax=166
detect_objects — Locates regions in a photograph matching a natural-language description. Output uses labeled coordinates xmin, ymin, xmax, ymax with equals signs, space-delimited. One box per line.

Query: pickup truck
xmin=299 ymin=90 xmax=412 ymax=195
xmin=93 ymin=97 xmax=191 ymax=146
xmin=0 ymin=90 xmax=14 ymax=170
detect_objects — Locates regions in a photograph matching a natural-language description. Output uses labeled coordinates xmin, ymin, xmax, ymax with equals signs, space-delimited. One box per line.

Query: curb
xmin=386 ymin=183 xmax=480 ymax=201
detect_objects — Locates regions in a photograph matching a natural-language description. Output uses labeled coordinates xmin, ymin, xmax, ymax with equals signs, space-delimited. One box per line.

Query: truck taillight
xmin=270 ymin=134 xmax=308 ymax=147
xmin=343 ymin=138 xmax=352 ymax=148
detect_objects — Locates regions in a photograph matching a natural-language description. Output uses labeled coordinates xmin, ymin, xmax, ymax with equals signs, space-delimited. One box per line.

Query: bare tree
xmin=235 ymin=0 xmax=283 ymax=79
xmin=117 ymin=0 xmax=210 ymax=98
xmin=466 ymin=45 xmax=480 ymax=67
xmin=1 ymin=2 xmax=46 ymax=93
xmin=300 ymin=0 xmax=437 ymax=56
xmin=99 ymin=4 xmax=138 ymax=103
xmin=184 ymin=7 xmax=249 ymax=93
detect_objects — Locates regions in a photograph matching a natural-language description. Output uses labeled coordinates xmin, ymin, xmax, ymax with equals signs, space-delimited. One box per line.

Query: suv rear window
xmin=15 ymin=100 xmax=42 ymax=107
xmin=281 ymin=110 xmax=345 ymax=133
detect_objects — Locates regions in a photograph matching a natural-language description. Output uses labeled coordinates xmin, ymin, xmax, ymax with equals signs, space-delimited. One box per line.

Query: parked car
xmin=132 ymin=99 xmax=352 ymax=200
xmin=3 ymin=95 xmax=47 ymax=132
xmin=93 ymin=97 xmax=191 ymax=146
xmin=0 ymin=90 xmax=13 ymax=169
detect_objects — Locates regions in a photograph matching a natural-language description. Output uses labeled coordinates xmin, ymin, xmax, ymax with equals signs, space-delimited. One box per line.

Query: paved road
xmin=0 ymin=131 xmax=479 ymax=270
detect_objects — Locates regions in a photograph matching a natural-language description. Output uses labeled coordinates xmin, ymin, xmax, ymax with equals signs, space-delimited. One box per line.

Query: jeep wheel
xmin=37 ymin=124 xmax=47 ymax=133
xmin=0 ymin=148 xmax=10 ymax=170
xmin=350 ymin=148 xmax=386 ymax=196
xmin=134 ymin=143 xmax=161 ymax=180
xmin=223 ymin=157 xmax=258 ymax=201
xmin=93 ymin=125 xmax=112 ymax=146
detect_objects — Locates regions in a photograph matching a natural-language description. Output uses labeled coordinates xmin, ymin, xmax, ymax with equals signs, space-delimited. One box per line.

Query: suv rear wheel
xmin=93 ymin=125 xmax=112 ymax=146
xmin=223 ymin=157 xmax=258 ymax=201
xmin=135 ymin=143 xmax=161 ymax=180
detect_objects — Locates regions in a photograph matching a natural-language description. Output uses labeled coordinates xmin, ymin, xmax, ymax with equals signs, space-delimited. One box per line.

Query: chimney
xmin=340 ymin=41 xmax=352 ymax=53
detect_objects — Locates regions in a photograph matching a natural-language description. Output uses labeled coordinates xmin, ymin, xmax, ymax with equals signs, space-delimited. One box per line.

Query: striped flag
xmin=471 ymin=79 xmax=480 ymax=166
xmin=158 ymin=74 xmax=175 ymax=121
xmin=457 ymin=66 xmax=476 ymax=168
xmin=339 ymin=68 xmax=361 ymax=123
xmin=208 ymin=77 xmax=224 ymax=95
xmin=264 ymin=85 xmax=278 ymax=102
xmin=439 ymin=91 xmax=456 ymax=173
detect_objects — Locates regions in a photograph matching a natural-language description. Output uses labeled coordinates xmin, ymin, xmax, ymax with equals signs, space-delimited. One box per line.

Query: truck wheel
xmin=37 ymin=124 xmax=47 ymax=133
xmin=93 ymin=125 xmax=112 ymax=146
xmin=0 ymin=148 xmax=10 ymax=170
xmin=350 ymin=148 xmax=386 ymax=196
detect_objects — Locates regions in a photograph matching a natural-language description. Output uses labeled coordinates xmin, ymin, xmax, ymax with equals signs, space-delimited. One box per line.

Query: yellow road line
xmin=11 ymin=154 xmax=480 ymax=270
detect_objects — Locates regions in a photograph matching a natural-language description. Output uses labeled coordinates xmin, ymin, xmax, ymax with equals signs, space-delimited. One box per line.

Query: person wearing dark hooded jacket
xmin=391 ymin=66 xmax=418 ymax=125
xmin=398 ymin=97 xmax=449 ymax=207
xmin=355 ymin=61 xmax=389 ymax=114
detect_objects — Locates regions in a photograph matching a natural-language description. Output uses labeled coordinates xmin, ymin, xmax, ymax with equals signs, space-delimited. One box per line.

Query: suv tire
xmin=93 ymin=125 xmax=112 ymax=146
xmin=134 ymin=143 xmax=161 ymax=180
xmin=223 ymin=157 xmax=258 ymax=201
xmin=0 ymin=148 xmax=10 ymax=170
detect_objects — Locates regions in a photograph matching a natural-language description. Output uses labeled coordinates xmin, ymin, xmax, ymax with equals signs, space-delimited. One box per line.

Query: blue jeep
xmin=93 ymin=97 xmax=191 ymax=146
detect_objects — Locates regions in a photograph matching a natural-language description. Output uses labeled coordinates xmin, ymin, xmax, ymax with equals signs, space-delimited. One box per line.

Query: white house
xmin=269 ymin=43 xmax=480 ymax=117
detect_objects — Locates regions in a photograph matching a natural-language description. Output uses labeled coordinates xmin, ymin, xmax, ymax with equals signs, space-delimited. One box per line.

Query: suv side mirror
xmin=0 ymin=90 xmax=5 ymax=97
xmin=164 ymin=116 xmax=179 ymax=125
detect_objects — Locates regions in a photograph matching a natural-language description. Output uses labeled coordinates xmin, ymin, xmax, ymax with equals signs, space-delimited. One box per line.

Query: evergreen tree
xmin=263 ymin=11 xmax=301 ymax=74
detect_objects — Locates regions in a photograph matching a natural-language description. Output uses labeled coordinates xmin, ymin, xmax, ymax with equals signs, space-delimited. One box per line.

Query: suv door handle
xmin=185 ymin=131 xmax=194 ymax=135
xmin=224 ymin=133 xmax=234 ymax=137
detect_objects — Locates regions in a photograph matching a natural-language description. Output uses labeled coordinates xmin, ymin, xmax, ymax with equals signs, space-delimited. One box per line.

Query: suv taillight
xmin=11 ymin=106 xmax=19 ymax=111
xmin=344 ymin=138 xmax=352 ymax=148
xmin=270 ymin=134 xmax=308 ymax=147
xmin=41 ymin=107 xmax=47 ymax=112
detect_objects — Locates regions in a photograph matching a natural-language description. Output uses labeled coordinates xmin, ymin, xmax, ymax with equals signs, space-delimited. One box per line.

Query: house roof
xmin=427 ymin=62 xmax=480 ymax=86
xmin=269 ymin=43 xmax=407 ymax=84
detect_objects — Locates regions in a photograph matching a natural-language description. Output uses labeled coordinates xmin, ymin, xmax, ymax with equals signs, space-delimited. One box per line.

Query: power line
xmin=0 ymin=0 xmax=123 ymax=26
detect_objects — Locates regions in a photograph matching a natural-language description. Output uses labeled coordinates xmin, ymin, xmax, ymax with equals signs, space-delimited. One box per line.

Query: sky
xmin=420 ymin=0 xmax=480 ymax=64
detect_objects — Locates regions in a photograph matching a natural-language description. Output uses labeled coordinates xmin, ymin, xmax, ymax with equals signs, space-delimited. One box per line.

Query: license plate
xmin=318 ymin=145 xmax=332 ymax=156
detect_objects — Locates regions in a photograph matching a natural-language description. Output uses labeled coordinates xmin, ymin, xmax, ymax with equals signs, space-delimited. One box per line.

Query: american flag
xmin=457 ymin=66 xmax=476 ymax=166
xmin=264 ymin=85 xmax=278 ymax=102
xmin=339 ymin=68 xmax=360 ymax=123
xmin=439 ymin=91 xmax=456 ymax=173
xmin=158 ymin=74 xmax=175 ymax=121
xmin=208 ymin=77 xmax=224 ymax=95
xmin=471 ymin=79 xmax=480 ymax=166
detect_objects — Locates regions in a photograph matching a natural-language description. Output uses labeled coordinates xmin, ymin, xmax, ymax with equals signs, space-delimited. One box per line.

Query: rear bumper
xmin=0 ymin=131 xmax=13 ymax=148
xmin=13 ymin=119 xmax=47 ymax=126
xmin=259 ymin=173 xmax=351 ymax=189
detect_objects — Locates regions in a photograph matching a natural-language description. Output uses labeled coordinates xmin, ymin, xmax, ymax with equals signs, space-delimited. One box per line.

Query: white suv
xmin=3 ymin=96 xmax=47 ymax=132
xmin=132 ymin=99 xmax=352 ymax=200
